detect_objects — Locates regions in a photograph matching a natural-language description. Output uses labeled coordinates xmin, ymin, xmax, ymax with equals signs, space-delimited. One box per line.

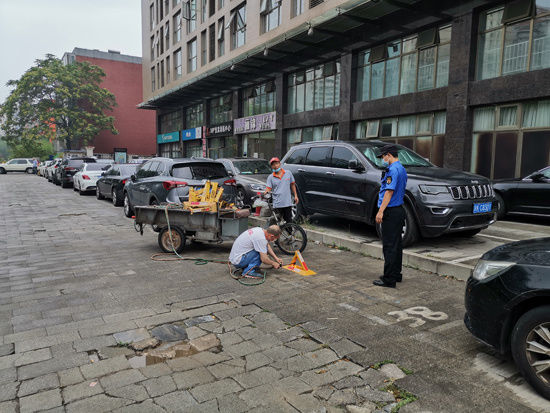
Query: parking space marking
xmin=388 ymin=306 xmax=449 ymax=328
xmin=451 ymin=254 xmax=482 ymax=263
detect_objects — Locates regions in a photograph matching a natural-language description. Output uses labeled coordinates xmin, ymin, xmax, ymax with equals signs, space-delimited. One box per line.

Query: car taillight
xmin=122 ymin=179 xmax=127 ymax=185
xmin=65 ymin=167 xmax=75 ymax=171
xmin=223 ymin=179 xmax=237 ymax=186
xmin=54 ymin=165 xmax=58 ymax=168
xmin=82 ymin=175 xmax=90 ymax=180
xmin=162 ymin=180 xmax=188 ymax=190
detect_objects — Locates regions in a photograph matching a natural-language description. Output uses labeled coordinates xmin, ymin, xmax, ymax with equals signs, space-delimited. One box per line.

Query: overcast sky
xmin=0 ymin=0 xmax=143 ymax=104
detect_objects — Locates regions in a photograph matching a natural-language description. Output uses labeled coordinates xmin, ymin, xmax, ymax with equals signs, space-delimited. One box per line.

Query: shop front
xmin=234 ymin=112 xmax=276 ymax=159
xmin=181 ymin=127 xmax=204 ymax=157
xmin=205 ymin=122 xmax=237 ymax=159
xmin=157 ymin=131 xmax=181 ymax=158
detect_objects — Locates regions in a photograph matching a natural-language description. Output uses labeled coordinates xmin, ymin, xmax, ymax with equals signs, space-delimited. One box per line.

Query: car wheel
xmin=0 ymin=168 xmax=5 ymax=174
xmin=375 ymin=203 xmax=419 ymax=248
xmin=112 ymin=189 xmax=123 ymax=206
xmin=26 ymin=168 xmax=33 ymax=174
xmin=61 ymin=180 xmax=70 ymax=188
xmin=235 ymin=188 xmax=247 ymax=208
xmin=158 ymin=226 xmax=186 ymax=254
xmin=73 ymin=182 xmax=78 ymax=191
xmin=123 ymin=193 xmax=134 ymax=218
xmin=511 ymin=305 xmax=550 ymax=400
xmin=494 ymin=192 xmax=506 ymax=220
xmin=96 ymin=186 xmax=104 ymax=200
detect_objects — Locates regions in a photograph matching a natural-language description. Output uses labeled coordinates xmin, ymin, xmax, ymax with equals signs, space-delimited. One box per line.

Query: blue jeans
xmin=236 ymin=250 xmax=261 ymax=275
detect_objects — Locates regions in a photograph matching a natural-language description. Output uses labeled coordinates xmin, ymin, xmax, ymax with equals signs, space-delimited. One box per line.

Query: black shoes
xmin=379 ymin=275 xmax=402 ymax=283
xmin=373 ymin=279 xmax=396 ymax=288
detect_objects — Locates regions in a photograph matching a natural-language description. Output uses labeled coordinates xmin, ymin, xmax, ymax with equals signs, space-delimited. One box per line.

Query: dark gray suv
xmin=123 ymin=157 xmax=237 ymax=218
xmin=282 ymin=141 xmax=497 ymax=246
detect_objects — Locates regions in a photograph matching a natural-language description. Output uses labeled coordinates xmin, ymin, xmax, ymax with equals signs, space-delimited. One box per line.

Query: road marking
xmin=387 ymin=306 xmax=448 ymax=328
xmin=478 ymin=233 xmax=519 ymax=242
xmin=338 ymin=303 xmax=359 ymax=312
xmin=451 ymin=254 xmax=482 ymax=263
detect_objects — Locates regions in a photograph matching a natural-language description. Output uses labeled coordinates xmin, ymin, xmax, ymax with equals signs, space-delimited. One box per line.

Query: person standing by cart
xmin=264 ymin=157 xmax=299 ymax=224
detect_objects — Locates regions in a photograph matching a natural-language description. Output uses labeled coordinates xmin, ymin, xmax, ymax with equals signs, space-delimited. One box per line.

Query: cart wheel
xmin=158 ymin=226 xmax=186 ymax=254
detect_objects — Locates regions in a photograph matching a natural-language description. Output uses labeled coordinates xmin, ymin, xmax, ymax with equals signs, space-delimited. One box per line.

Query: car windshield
xmin=67 ymin=160 xmax=84 ymax=168
xmin=172 ymin=163 xmax=229 ymax=180
xmin=85 ymin=164 xmax=105 ymax=171
xmin=119 ymin=165 xmax=138 ymax=175
xmin=233 ymin=160 xmax=271 ymax=175
xmin=355 ymin=144 xmax=433 ymax=168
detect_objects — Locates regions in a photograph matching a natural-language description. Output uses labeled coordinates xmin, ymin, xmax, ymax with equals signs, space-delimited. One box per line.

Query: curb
xmin=249 ymin=216 xmax=473 ymax=281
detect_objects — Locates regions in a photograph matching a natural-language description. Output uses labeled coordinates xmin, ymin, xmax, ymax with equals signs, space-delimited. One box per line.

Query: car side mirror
xmin=131 ymin=174 xmax=136 ymax=182
xmin=227 ymin=170 xmax=235 ymax=176
xmin=348 ymin=159 xmax=364 ymax=171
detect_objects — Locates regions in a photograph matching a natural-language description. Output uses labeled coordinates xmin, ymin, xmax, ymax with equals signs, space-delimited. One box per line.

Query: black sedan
xmin=96 ymin=164 xmax=139 ymax=206
xmin=464 ymin=237 xmax=550 ymax=400
xmin=493 ymin=166 xmax=550 ymax=219
xmin=218 ymin=158 xmax=271 ymax=207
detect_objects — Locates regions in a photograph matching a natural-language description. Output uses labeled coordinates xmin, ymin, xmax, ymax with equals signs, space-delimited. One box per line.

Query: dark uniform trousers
xmin=381 ymin=205 xmax=405 ymax=284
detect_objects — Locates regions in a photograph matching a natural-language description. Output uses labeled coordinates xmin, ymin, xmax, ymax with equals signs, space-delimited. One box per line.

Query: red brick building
xmin=62 ymin=48 xmax=156 ymax=159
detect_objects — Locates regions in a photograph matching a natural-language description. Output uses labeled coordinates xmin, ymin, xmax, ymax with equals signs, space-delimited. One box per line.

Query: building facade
xmin=63 ymin=48 xmax=157 ymax=160
xmin=140 ymin=0 xmax=550 ymax=179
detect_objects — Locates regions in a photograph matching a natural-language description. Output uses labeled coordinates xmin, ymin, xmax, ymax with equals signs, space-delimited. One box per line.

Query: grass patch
xmin=383 ymin=383 xmax=418 ymax=412
xmin=371 ymin=360 xmax=395 ymax=370
xmin=400 ymin=366 xmax=414 ymax=375
xmin=115 ymin=341 xmax=130 ymax=348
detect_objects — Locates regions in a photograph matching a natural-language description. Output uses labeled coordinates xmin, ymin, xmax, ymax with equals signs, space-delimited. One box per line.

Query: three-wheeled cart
xmin=134 ymin=205 xmax=250 ymax=253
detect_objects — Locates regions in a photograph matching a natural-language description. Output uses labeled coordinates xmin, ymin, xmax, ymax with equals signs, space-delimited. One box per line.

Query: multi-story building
xmin=140 ymin=0 xmax=550 ymax=179
xmin=62 ymin=48 xmax=156 ymax=160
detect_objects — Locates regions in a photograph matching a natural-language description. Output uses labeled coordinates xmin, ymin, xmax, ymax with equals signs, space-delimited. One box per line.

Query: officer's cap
xmin=376 ymin=144 xmax=399 ymax=158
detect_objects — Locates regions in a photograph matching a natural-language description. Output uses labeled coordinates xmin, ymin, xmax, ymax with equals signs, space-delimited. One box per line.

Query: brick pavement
xmin=0 ymin=174 xmax=545 ymax=412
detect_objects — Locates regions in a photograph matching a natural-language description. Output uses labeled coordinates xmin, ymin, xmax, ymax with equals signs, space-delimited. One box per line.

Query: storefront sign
xmin=157 ymin=131 xmax=180 ymax=144
xmin=206 ymin=122 xmax=233 ymax=137
xmin=234 ymin=112 xmax=276 ymax=134
xmin=181 ymin=127 xmax=203 ymax=141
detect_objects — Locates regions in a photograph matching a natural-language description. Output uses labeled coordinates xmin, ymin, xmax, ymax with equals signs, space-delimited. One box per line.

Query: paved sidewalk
xmin=0 ymin=174 xmax=548 ymax=412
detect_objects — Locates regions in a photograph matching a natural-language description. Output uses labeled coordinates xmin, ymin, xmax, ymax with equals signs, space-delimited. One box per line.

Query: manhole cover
xmin=151 ymin=324 xmax=188 ymax=342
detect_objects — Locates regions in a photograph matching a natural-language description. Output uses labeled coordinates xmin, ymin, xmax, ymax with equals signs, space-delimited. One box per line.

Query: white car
xmin=72 ymin=163 xmax=108 ymax=195
xmin=46 ymin=159 xmax=62 ymax=182
xmin=39 ymin=160 xmax=53 ymax=177
xmin=0 ymin=158 xmax=34 ymax=174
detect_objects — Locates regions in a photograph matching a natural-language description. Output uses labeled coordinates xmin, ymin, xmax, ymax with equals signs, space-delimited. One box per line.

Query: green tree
xmin=11 ymin=139 xmax=55 ymax=160
xmin=0 ymin=54 xmax=118 ymax=151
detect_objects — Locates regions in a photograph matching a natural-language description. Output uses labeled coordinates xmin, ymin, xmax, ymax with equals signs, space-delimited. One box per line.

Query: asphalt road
xmin=0 ymin=173 xmax=548 ymax=412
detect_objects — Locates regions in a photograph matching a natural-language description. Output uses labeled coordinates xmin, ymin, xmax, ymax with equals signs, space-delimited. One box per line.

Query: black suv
xmin=282 ymin=140 xmax=497 ymax=246
xmin=123 ymin=157 xmax=237 ymax=218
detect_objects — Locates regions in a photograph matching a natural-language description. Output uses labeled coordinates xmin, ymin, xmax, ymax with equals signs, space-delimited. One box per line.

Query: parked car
xmin=0 ymin=158 xmax=34 ymax=174
xmin=55 ymin=157 xmax=96 ymax=188
xmin=493 ymin=166 xmax=550 ymax=219
xmin=47 ymin=159 xmax=63 ymax=183
xmin=72 ymin=163 xmax=108 ymax=195
xmin=96 ymin=159 xmax=115 ymax=166
xmin=96 ymin=163 xmax=139 ymax=206
xmin=38 ymin=160 xmax=53 ymax=177
xmin=281 ymin=140 xmax=497 ymax=246
xmin=123 ymin=157 xmax=237 ymax=218
xmin=464 ymin=237 xmax=550 ymax=400
xmin=218 ymin=158 xmax=271 ymax=207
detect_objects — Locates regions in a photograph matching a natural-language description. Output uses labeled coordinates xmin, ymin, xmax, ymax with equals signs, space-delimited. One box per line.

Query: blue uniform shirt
xmin=378 ymin=161 xmax=407 ymax=208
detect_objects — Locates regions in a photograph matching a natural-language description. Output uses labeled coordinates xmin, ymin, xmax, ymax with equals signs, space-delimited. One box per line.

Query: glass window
xmin=400 ymin=53 xmax=417 ymax=94
xmin=210 ymin=94 xmax=232 ymax=125
xmin=261 ymin=0 xmax=281 ymax=33
xmin=174 ymin=12 xmax=182 ymax=44
xmin=201 ymin=30 xmax=207 ymax=66
xmin=187 ymin=0 xmax=197 ymax=33
xmin=159 ymin=111 xmax=183 ymax=133
xmin=498 ymin=106 xmax=519 ymax=127
xmin=398 ymin=116 xmax=416 ymax=136
xmin=186 ymin=103 xmax=204 ymax=128
xmin=151 ymin=67 xmax=156 ymax=91
xmin=417 ymin=47 xmax=436 ymax=90
xmin=331 ymin=147 xmax=358 ymax=168
xmin=305 ymin=146 xmax=331 ymax=166
xmin=502 ymin=20 xmax=531 ymax=75
xmin=473 ymin=107 xmax=495 ymax=131
xmin=285 ymin=147 xmax=308 ymax=164
xmin=188 ymin=38 xmax=197 ymax=72
xmin=231 ymin=3 xmax=246 ymax=50
xmin=218 ymin=17 xmax=225 ymax=57
xmin=292 ymin=0 xmax=305 ymax=17
xmin=243 ymin=81 xmax=275 ymax=116
xmin=174 ymin=49 xmax=182 ymax=79
xmin=531 ymin=15 xmax=550 ymax=70
xmin=287 ymin=60 xmax=340 ymax=114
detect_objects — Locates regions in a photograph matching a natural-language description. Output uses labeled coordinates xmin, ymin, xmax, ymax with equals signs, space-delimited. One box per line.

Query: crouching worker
xmin=229 ymin=225 xmax=283 ymax=278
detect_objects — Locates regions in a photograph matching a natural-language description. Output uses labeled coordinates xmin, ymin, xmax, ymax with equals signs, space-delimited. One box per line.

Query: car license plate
xmin=473 ymin=202 xmax=492 ymax=214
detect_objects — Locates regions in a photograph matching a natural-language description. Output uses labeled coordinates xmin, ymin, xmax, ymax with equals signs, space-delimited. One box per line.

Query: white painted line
xmin=451 ymin=255 xmax=482 ymax=263
xmin=478 ymin=233 xmax=519 ymax=242
xmin=338 ymin=303 xmax=359 ymax=312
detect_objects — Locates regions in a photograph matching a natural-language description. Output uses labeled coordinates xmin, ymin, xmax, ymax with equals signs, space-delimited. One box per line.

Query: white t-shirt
xmin=229 ymin=227 xmax=268 ymax=265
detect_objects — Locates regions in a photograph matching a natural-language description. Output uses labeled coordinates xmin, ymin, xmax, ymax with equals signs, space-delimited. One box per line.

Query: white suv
xmin=0 ymin=158 xmax=34 ymax=174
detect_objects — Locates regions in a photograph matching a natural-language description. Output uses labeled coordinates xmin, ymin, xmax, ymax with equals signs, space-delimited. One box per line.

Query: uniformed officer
xmin=373 ymin=144 xmax=408 ymax=288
